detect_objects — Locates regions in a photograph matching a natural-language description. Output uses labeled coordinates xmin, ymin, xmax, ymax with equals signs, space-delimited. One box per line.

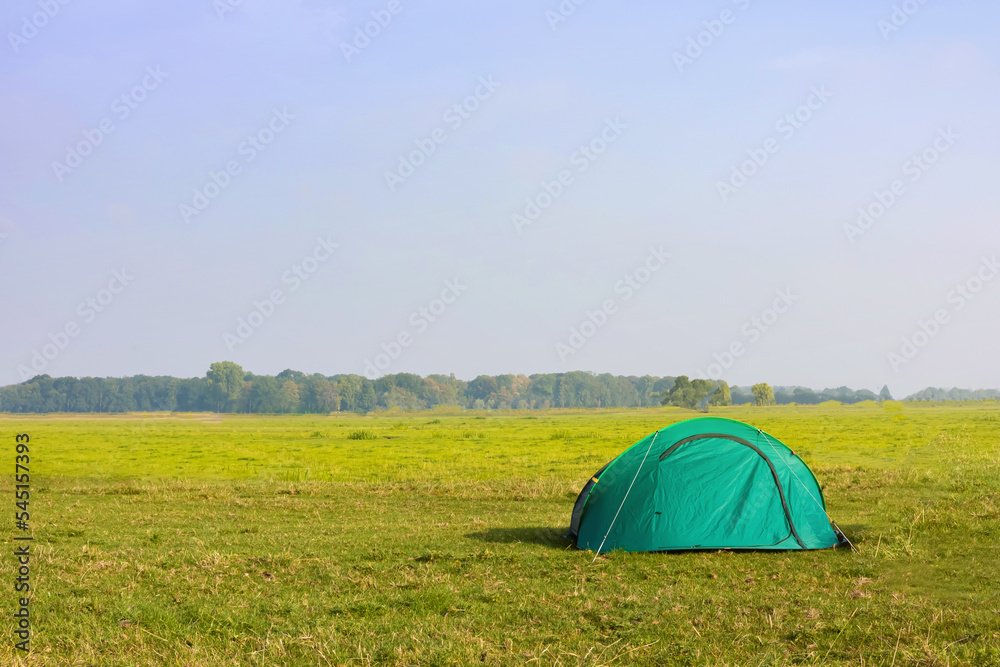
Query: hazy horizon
xmin=4 ymin=365 xmax=997 ymax=402
xmin=3 ymin=0 xmax=999 ymax=398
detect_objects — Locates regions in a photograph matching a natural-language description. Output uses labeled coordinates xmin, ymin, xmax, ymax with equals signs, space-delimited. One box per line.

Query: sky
xmin=1 ymin=0 xmax=999 ymax=397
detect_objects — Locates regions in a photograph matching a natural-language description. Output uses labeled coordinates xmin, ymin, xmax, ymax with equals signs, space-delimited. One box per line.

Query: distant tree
xmin=335 ymin=375 xmax=361 ymax=412
xmin=556 ymin=372 xmax=602 ymax=408
xmin=357 ymin=379 xmax=377 ymax=413
xmin=174 ymin=377 xmax=209 ymax=411
xmin=66 ymin=378 xmax=94 ymax=411
xmin=424 ymin=375 xmax=464 ymax=406
xmin=598 ymin=373 xmax=640 ymax=408
xmin=816 ymin=385 xmax=876 ymax=404
xmin=381 ymin=385 xmax=425 ymax=410
xmin=663 ymin=375 xmax=690 ymax=407
xmin=792 ymin=387 xmax=820 ymax=405
xmin=239 ymin=380 xmax=253 ymax=413
xmin=709 ymin=381 xmax=732 ymax=406
xmin=752 ymin=382 xmax=775 ymax=406
xmin=393 ymin=373 xmax=424 ymax=395
xmin=279 ymin=380 xmax=300 ymax=413
xmin=691 ymin=379 xmax=714 ymax=408
xmin=249 ymin=376 xmax=281 ymax=413
xmin=528 ymin=374 xmax=558 ymax=406
xmin=664 ymin=376 xmax=714 ymax=409
xmin=331 ymin=374 xmax=376 ymax=412
xmin=206 ymin=362 xmax=245 ymax=412
xmin=302 ymin=377 xmax=339 ymax=413
xmin=102 ymin=378 xmax=136 ymax=412
xmin=276 ymin=369 xmax=308 ymax=384
xmin=878 ymin=384 xmax=893 ymax=402
xmin=853 ymin=389 xmax=878 ymax=403
xmin=374 ymin=375 xmax=396 ymax=396
xmin=632 ymin=375 xmax=660 ymax=407
xmin=18 ymin=380 xmax=44 ymax=412
xmin=728 ymin=385 xmax=751 ymax=405
xmin=468 ymin=375 xmax=499 ymax=402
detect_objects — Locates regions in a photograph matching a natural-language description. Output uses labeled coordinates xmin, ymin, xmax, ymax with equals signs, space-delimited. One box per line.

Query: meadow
xmin=1 ymin=401 xmax=999 ymax=666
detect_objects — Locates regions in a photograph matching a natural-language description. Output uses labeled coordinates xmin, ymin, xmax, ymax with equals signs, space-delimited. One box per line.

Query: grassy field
xmin=1 ymin=402 xmax=999 ymax=665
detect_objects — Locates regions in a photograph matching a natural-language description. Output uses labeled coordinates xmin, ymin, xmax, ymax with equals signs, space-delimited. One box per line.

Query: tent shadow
xmin=465 ymin=524 xmax=865 ymax=554
xmin=465 ymin=527 xmax=572 ymax=549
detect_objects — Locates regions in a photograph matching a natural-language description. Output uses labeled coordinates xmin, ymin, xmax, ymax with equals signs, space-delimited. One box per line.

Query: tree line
xmin=0 ymin=363 xmax=947 ymax=414
xmin=904 ymin=387 xmax=1000 ymax=401
xmin=0 ymin=365 xmax=672 ymax=413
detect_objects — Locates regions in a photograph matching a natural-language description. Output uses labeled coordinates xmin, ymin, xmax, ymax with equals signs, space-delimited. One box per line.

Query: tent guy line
xmin=593 ymin=430 xmax=660 ymax=562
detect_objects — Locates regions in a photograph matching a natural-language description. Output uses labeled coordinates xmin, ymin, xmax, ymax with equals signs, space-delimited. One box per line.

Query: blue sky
xmin=2 ymin=0 xmax=998 ymax=396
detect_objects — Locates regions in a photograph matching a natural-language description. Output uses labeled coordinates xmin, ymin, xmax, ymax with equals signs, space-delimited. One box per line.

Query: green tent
xmin=569 ymin=417 xmax=840 ymax=552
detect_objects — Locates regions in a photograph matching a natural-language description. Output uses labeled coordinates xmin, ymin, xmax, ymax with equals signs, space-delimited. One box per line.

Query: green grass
xmin=1 ymin=402 xmax=999 ymax=665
